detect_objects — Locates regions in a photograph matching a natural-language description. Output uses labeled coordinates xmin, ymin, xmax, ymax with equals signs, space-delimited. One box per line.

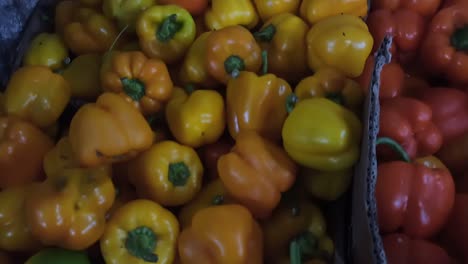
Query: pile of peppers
xmin=367 ymin=0 xmax=468 ymax=263
xmin=0 ymin=0 xmax=378 ymax=263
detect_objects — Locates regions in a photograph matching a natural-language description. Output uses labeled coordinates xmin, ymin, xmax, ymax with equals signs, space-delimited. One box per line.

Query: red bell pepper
xmin=378 ymin=97 xmax=443 ymax=160
xmin=356 ymin=56 xmax=405 ymax=99
xmin=383 ymin=233 xmax=453 ymax=264
xmin=440 ymin=194 xmax=468 ymax=263
xmin=367 ymin=8 xmax=425 ymax=65
xmin=372 ymin=0 xmax=442 ymax=17
xmin=376 ymin=138 xmax=455 ymax=238
xmin=421 ymin=88 xmax=468 ymax=143
xmin=437 ymin=132 xmax=468 ymax=176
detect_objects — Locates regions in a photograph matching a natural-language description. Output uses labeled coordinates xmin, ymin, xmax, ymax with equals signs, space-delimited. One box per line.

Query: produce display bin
xmin=0 ymin=0 xmax=389 ymax=263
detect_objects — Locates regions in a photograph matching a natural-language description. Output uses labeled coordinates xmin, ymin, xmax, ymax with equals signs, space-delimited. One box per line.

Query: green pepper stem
xmin=224 ymin=55 xmax=245 ymax=79
xmin=157 ymin=14 xmax=183 ymax=43
xmin=125 ymin=226 xmax=159 ymax=263
xmin=451 ymin=26 xmax=468 ymax=51
xmin=184 ymin=84 xmax=195 ymax=94
xmin=261 ymin=50 xmax=268 ymax=75
xmin=326 ymin=93 xmax=345 ymax=106
xmin=253 ymin=24 xmax=277 ymax=42
xmin=211 ymin=195 xmax=224 ymax=205
xmin=376 ymin=137 xmax=411 ymax=163
xmin=121 ymin=78 xmax=146 ymax=101
xmin=286 ymin=94 xmax=298 ymax=114
xmin=290 ymin=239 xmax=302 ymax=264
xmin=168 ymin=162 xmax=191 ymax=187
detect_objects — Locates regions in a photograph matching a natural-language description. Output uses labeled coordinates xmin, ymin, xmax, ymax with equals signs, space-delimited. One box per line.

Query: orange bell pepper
xmin=205 ymin=25 xmax=262 ymax=84
xmin=0 ymin=116 xmax=54 ymax=189
xmin=101 ymin=51 xmax=174 ymax=116
xmin=25 ymin=166 xmax=115 ymax=250
xmin=178 ymin=205 xmax=263 ymax=264
xmin=69 ymin=92 xmax=154 ymax=167
xmin=226 ymin=71 xmax=292 ymax=142
xmin=218 ymin=131 xmax=297 ymax=219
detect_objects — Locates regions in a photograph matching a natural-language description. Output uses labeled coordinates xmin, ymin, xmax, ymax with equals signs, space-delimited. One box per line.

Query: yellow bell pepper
xmin=128 ymin=140 xmax=203 ymax=206
xmin=227 ymin=71 xmax=292 ymax=142
xmin=254 ymin=13 xmax=309 ymax=84
xmin=4 ymin=66 xmax=71 ymax=129
xmin=80 ymin=0 xmax=102 ymax=7
xmin=43 ymin=137 xmax=80 ymax=179
xmin=25 ymin=166 xmax=115 ymax=250
xmin=103 ymin=0 xmax=156 ymax=31
xmin=23 ymin=33 xmax=69 ymax=70
xmin=0 ymin=185 xmax=42 ymax=252
xmin=300 ymin=168 xmax=353 ymax=201
xmin=100 ymin=199 xmax=179 ymax=264
xmin=166 ymin=86 xmax=225 ymax=148
xmin=69 ymin=92 xmax=154 ymax=167
xmin=205 ymin=0 xmax=259 ymax=30
xmin=254 ymin=0 xmax=301 ymax=22
xmin=178 ymin=179 xmax=236 ymax=229
xmin=282 ymin=97 xmax=362 ymax=171
xmin=137 ymin=5 xmax=196 ymax=64
xmin=179 ymin=32 xmax=218 ymax=88
xmin=62 ymin=54 xmax=102 ymax=99
xmin=306 ymin=14 xmax=373 ymax=78
xmin=300 ymin=0 xmax=368 ymax=25
xmin=263 ymin=195 xmax=334 ymax=262
xmin=295 ymin=67 xmax=364 ymax=113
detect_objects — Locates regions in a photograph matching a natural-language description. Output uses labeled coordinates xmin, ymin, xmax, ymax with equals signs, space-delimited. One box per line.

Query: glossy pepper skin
xmin=166 ymin=87 xmax=225 ymax=147
xmin=254 ymin=13 xmax=309 ymax=84
xmin=441 ymin=194 xmax=468 ymax=263
xmin=300 ymin=0 xmax=368 ymax=25
xmin=137 ymin=5 xmax=196 ymax=64
xmin=69 ymin=92 xmax=154 ymax=167
xmin=377 ymin=160 xmax=455 ymax=238
xmin=218 ymin=131 xmax=297 ymax=219
xmin=372 ymin=0 xmax=442 ymax=17
xmin=103 ymin=0 xmax=156 ymax=31
xmin=295 ymin=67 xmax=363 ymax=113
xmin=101 ymin=51 xmax=174 ymax=116
xmin=23 ymin=33 xmax=69 ymax=70
xmin=282 ymin=98 xmax=362 ymax=171
xmin=59 ymin=2 xmax=118 ymax=55
xmin=178 ymin=179 xmax=236 ymax=228
xmin=306 ymin=14 xmax=373 ymax=78
xmin=25 ymin=248 xmax=92 ymax=264
xmin=63 ymin=54 xmax=102 ymax=99
xmin=0 ymin=116 xmax=54 ymax=188
xmin=378 ymin=97 xmax=443 ymax=160
xmin=25 ymin=166 xmax=115 ymax=250
xmin=367 ymin=9 xmax=425 ymax=64
xmin=357 ymin=56 xmax=405 ymax=99
xmin=301 ymin=168 xmax=352 ymax=201
xmin=101 ymin=199 xmax=179 ymax=264
xmin=0 ymin=185 xmax=41 ymax=252
xmin=4 ymin=66 xmax=71 ymax=129
xmin=159 ymin=0 xmax=209 ymax=16
xmin=179 ymin=32 xmax=218 ymax=88
xmin=263 ymin=197 xmax=333 ymax=262
xmin=437 ymin=132 xmax=468 ymax=175
xmin=43 ymin=137 xmax=80 ymax=179
xmin=227 ymin=71 xmax=292 ymax=142
xmin=206 ymin=25 xmax=262 ymax=84
xmin=421 ymin=88 xmax=468 ymax=143
xmin=128 ymin=140 xmax=203 ymax=206
xmin=205 ymin=0 xmax=259 ymax=30
xmin=178 ymin=205 xmax=263 ymax=264
xmin=254 ymin=0 xmax=301 ymax=22
xmin=420 ymin=5 xmax=468 ymax=84
xmin=383 ymin=233 xmax=453 ymax=264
